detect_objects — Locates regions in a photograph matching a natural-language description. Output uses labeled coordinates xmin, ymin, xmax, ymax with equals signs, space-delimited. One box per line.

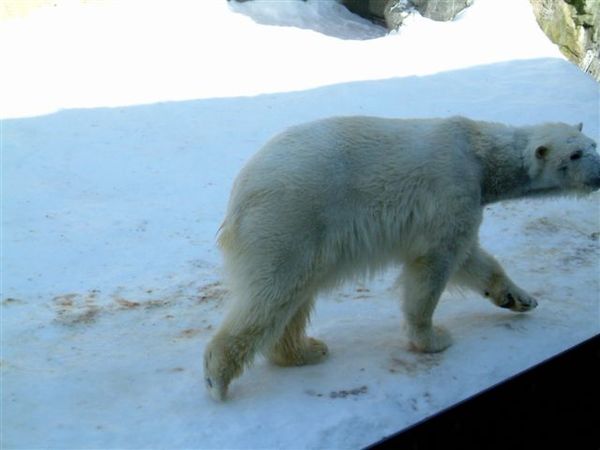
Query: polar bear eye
xmin=570 ymin=150 xmax=583 ymax=161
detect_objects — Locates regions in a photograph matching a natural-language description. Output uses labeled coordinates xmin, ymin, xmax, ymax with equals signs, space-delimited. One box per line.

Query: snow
xmin=1 ymin=0 xmax=599 ymax=448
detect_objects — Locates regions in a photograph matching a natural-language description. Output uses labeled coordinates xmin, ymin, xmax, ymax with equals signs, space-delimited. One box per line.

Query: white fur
xmin=204 ymin=116 xmax=600 ymax=401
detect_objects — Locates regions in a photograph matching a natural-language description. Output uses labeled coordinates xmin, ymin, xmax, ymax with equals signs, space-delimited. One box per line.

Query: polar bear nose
xmin=589 ymin=175 xmax=600 ymax=190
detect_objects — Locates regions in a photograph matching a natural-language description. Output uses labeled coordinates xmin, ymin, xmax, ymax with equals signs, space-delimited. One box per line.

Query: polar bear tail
xmin=217 ymin=219 xmax=235 ymax=251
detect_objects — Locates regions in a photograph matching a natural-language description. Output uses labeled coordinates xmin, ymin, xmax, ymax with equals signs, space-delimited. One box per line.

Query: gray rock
xmin=530 ymin=0 xmax=600 ymax=81
xmin=340 ymin=0 xmax=391 ymax=27
xmin=410 ymin=0 xmax=473 ymax=22
xmin=384 ymin=0 xmax=413 ymax=30
xmin=341 ymin=0 xmax=473 ymax=29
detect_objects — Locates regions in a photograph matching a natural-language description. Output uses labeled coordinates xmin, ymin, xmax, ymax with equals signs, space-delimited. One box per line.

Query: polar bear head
xmin=526 ymin=122 xmax=600 ymax=196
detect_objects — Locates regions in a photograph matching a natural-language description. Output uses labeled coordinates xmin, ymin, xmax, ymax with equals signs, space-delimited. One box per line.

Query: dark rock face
xmin=530 ymin=0 xmax=599 ymax=81
xmin=410 ymin=0 xmax=473 ymax=22
xmin=339 ymin=0 xmax=390 ymax=26
xmin=341 ymin=0 xmax=473 ymax=29
xmin=230 ymin=1 xmax=474 ymax=30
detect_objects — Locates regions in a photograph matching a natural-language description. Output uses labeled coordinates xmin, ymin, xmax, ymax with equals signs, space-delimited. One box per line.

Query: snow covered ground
xmin=1 ymin=0 xmax=599 ymax=448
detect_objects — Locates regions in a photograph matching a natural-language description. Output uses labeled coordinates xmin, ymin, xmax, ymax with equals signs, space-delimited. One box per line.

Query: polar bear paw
xmin=488 ymin=286 xmax=538 ymax=312
xmin=269 ymin=337 xmax=329 ymax=367
xmin=301 ymin=337 xmax=330 ymax=364
xmin=205 ymin=371 xmax=228 ymax=402
xmin=408 ymin=326 xmax=453 ymax=353
xmin=204 ymin=350 xmax=230 ymax=402
xmin=203 ymin=335 xmax=244 ymax=402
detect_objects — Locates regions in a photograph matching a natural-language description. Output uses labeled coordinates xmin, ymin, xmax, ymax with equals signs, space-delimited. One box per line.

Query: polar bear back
xmin=230 ymin=116 xmax=484 ymax=217
xmin=235 ymin=116 xmax=475 ymax=196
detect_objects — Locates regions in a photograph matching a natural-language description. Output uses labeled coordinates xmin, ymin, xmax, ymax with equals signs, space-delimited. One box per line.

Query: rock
xmin=530 ymin=0 xmax=600 ymax=81
xmin=341 ymin=0 xmax=473 ymax=29
xmin=230 ymin=1 xmax=472 ymax=30
xmin=410 ymin=0 xmax=473 ymax=22
xmin=340 ymin=0 xmax=391 ymax=27
xmin=384 ymin=0 xmax=413 ymax=29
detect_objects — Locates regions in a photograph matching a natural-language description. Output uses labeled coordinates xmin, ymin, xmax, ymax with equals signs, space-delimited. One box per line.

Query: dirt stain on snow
xmin=196 ymin=281 xmax=227 ymax=304
xmin=560 ymin=244 xmax=599 ymax=268
xmin=524 ymin=216 xmax=599 ymax=241
xmin=306 ymin=385 xmax=369 ymax=399
xmin=388 ymin=353 xmax=442 ymax=375
xmin=409 ymin=391 xmax=433 ymax=411
xmin=522 ymin=216 xmax=599 ymax=272
xmin=178 ymin=328 xmax=203 ymax=338
xmin=329 ymin=385 xmax=368 ymax=399
xmin=53 ymin=291 xmax=100 ymax=325
xmin=155 ymin=367 xmax=187 ymax=374
xmin=49 ymin=279 xmax=225 ymax=326
xmin=115 ymin=297 xmax=170 ymax=310
xmin=2 ymin=297 xmax=26 ymax=306
xmin=116 ymin=298 xmax=142 ymax=309
xmin=524 ymin=217 xmax=562 ymax=234
xmin=353 ymin=286 xmax=372 ymax=300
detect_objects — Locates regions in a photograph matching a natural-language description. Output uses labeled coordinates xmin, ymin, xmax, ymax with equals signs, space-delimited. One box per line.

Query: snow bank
xmin=1 ymin=0 xmax=563 ymax=119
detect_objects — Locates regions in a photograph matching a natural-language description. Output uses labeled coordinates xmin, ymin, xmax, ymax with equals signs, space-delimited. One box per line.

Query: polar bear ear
xmin=535 ymin=145 xmax=550 ymax=160
xmin=575 ymin=122 xmax=583 ymax=132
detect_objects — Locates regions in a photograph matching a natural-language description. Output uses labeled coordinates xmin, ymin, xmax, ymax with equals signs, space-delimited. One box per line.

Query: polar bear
xmin=204 ymin=116 xmax=600 ymax=401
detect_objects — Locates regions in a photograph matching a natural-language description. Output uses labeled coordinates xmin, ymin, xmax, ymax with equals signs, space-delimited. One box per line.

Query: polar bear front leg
xmin=402 ymin=256 xmax=453 ymax=353
xmin=452 ymin=245 xmax=538 ymax=312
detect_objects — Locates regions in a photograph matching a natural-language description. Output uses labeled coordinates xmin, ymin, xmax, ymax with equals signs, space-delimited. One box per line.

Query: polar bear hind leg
xmin=268 ymin=298 xmax=329 ymax=367
xmin=204 ymin=289 xmax=327 ymax=401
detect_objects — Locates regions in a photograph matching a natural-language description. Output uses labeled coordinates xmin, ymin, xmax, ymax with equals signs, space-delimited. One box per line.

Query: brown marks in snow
xmin=388 ymin=353 xmax=442 ymax=375
xmin=50 ymin=279 xmax=226 ymax=327
xmin=196 ymin=281 xmax=227 ymax=304
xmin=2 ymin=297 xmax=26 ymax=306
xmin=305 ymin=385 xmax=369 ymax=399
xmin=523 ymin=216 xmax=599 ymax=273
xmin=53 ymin=290 xmax=101 ymax=325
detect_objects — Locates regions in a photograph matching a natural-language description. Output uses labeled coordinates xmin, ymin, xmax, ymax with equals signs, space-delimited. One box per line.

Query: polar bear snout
xmin=562 ymin=140 xmax=600 ymax=192
xmin=586 ymin=175 xmax=600 ymax=190
xmin=582 ymin=150 xmax=600 ymax=190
